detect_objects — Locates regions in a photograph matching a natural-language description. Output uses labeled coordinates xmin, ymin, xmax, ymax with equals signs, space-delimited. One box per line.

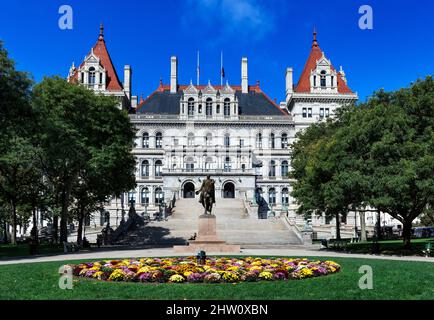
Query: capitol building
xmin=67 ymin=26 xmax=397 ymax=237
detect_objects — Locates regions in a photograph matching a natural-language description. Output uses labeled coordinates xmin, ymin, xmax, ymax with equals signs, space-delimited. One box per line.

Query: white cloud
xmin=182 ymin=0 xmax=275 ymax=43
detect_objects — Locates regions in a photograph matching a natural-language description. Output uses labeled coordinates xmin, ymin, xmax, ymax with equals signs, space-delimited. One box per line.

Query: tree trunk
xmin=77 ymin=208 xmax=84 ymax=245
xmin=53 ymin=216 xmax=58 ymax=244
xmin=11 ymin=201 xmax=17 ymax=245
xmin=335 ymin=213 xmax=341 ymax=240
xmin=32 ymin=207 xmax=39 ymax=245
xmin=376 ymin=210 xmax=382 ymax=240
xmin=402 ymin=220 xmax=413 ymax=249
xmin=360 ymin=211 xmax=367 ymax=241
xmin=60 ymin=187 xmax=70 ymax=243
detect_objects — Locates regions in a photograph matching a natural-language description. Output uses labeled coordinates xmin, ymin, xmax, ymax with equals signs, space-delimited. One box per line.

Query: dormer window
xmin=206 ymin=98 xmax=213 ymax=117
xmin=320 ymin=70 xmax=326 ymax=87
xmin=224 ymin=98 xmax=231 ymax=117
xmin=89 ymin=67 xmax=96 ymax=85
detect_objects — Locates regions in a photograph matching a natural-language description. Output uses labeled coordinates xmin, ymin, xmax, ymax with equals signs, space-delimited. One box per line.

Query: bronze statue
xmin=196 ymin=175 xmax=216 ymax=215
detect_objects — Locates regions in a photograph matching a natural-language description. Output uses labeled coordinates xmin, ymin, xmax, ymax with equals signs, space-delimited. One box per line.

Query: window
xmin=99 ymin=73 xmax=103 ymax=84
xmin=188 ymin=133 xmax=195 ymax=147
xmin=331 ymin=76 xmax=334 ymax=87
xmin=155 ymin=188 xmax=163 ymax=205
xmin=206 ymin=98 xmax=213 ymax=117
xmin=155 ymin=160 xmax=163 ymax=177
xmin=186 ymin=157 xmax=194 ymax=172
xmin=224 ymin=157 xmax=231 ymax=172
xmin=269 ymin=188 xmax=276 ymax=205
xmin=198 ymin=104 xmax=202 ymax=114
xmin=89 ymin=67 xmax=96 ymax=84
xmin=241 ymin=164 xmax=246 ymax=172
xmin=313 ymin=75 xmax=316 ymax=87
xmin=302 ymin=108 xmax=307 ymax=118
xmin=239 ymin=139 xmax=244 ymax=148
xmin=141 ymin=188 xmax=149 ymax=205
xmin=141 ymin=160 xmax=150 ymax=177
xmin=256 ymin=133 xmax=263 ymax=149
xmin=216 ymin=104 xmax=220 ymax=114
xmin=156 ymin=132 xmax=163 ymax=149
xmin=128 ymin=191 xmax=136 ymax=204
xmin=325 ymin=108 xmax=330 ymax=117
xmin=320 ymin=108 xmax=324 ymax=118
xmin=205 ymin=157 xmax=213 ymax=171
xmin=281 ymin=133 xmax=288 ymax=149
xmin=224 ymin=135 xmax=230 ymax=148
xmin=142 ymin=132 xmax=149 ymax=148
xmin=205 ymin=133 xmax=212 ymax=146
xmin=320 ymin=70 xmax=326 ymax=87
xmin=282 ymin=188 xmax=289 ymax=205
xmin=281 ymin=161 xmax=289 ymax=177
xmin=270 ymin=133 xmax=275 ymax=149
xmin=188 ymin=98 xmax=194 ymax=117
xmin=269 ymin=161 xmax=276 ymax=177
xmin=224 ymin=98 xmax=230 ymax=117
xmin=308 ymin=108 xmax=312 ymax=118
xmin=173 ymin=138 xmax=179 ymax=147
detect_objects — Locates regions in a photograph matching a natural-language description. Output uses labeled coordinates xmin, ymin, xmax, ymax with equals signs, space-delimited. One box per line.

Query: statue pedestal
xmin=174 ymin=215 xmax=240 ymax=253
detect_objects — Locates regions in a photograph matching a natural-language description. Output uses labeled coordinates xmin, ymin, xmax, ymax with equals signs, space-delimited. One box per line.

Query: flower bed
xmin=70 ymin=257 xmax=341 ymax=284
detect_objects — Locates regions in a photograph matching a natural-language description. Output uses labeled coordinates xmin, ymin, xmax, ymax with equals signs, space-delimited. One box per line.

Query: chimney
xmin=285 ymin=67 xmax=293 ymax=103
xmin=131 ymin=95 xmax=138 ymax=109
xmin=241 ymin=57 xmax=248 ymax=94
xmin=170 ymin=56 xmax=178 ymax=94
xmin=124 ymin=65 xmax=132 ymax=101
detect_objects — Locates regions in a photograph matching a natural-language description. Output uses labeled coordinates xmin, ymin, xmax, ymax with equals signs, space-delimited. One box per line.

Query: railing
xmin=130 ymin=114 xmax=293 ymax=122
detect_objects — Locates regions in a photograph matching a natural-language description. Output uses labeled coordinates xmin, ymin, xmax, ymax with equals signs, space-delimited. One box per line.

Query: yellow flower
xmin=93 ymin=271 xmax=103 ymax=279
xmin=108 ymin=269 xmax=125 ymax=281
xmin=259 ymin=271 xmax=273 ymax=280
xmin=184 ymin=271 xmax=193 ymax=277
xmin=169 ymin=274 xmax=185 ymax=283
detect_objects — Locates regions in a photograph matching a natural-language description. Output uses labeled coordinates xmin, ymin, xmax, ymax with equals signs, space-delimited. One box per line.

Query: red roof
xmin=68 ymin=25 xmax=123 ymax=92
xmin=295 ymin=32 xmax=353 ymax=94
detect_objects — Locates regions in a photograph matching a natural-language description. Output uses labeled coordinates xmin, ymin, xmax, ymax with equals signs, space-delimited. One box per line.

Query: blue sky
xmin=0 ymin=0 xmax=432 ymax=102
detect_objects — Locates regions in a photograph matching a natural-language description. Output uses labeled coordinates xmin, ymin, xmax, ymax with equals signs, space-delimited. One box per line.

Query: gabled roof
xmin=68 ymin=25 xmax=123 ymax=92
xmin=295 ymin=31 xmax=353 ymax=94
xmin=135 ymin=84 xmax=288 ymax=116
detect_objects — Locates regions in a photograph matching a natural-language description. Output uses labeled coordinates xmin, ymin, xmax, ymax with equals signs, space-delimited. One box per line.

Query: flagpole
xmin=221 ymin=51 xmax=223 ymax=86
xmin=197 ymin=51 xmax=200 ymax=86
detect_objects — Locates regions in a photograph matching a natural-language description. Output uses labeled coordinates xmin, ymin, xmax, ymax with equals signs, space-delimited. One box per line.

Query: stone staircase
xmin=116 ymin=198 xmax=301 ymax=246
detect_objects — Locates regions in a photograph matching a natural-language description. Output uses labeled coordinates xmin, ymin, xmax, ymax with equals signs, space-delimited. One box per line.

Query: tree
xmin=32 ymin=77 xmax=136 ymax=243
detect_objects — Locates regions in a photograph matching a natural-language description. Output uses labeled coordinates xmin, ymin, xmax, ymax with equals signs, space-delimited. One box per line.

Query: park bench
xmin=63 ymin=241 xmax=80 ymax=253
xmin=423 ymin=240 xmax=434 ymax=257
xmin=321 ymin=238 xmax=357 ymax=250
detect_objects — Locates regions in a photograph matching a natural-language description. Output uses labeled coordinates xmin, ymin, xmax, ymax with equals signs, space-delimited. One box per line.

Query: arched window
xmin=282 ymin=188 xmax=289 ymax=205
xmin=156 ymin=132 xmax=163 ymax=149
xmin=320 ymin=70 xmax=326 ymax=87
xmin=141 ymin=188 xmax=149 ymax=205
xmin=205 ymin=157 xmax=213 ymax=172
xmin=269 ymin=160 xmax=276 ymax=177
xmin=270 ymin=133 xmax=275 ymax=149
xmin=155 ymin=188 xmax=163 ymax=205
xmin=224 ymin=134 xmax=230 ymax=148
xmin=206 ymin=98 xmax=213 ymax=117
xmin=224 ymin=98 xmax=230 ymax=117
xmin=256 ymin=133 xmax=263 ymax=149
xmin=281 ymin=133 xmax=288 ymax=149
xmin=142 ymin=132 xmax=149 ymax=148
xmin=205 ymin=133 xmax=212 ymax=146
xmin=188 ymin=98 xmax=195 ymax=117
xmin=281 ymin=160 xmax=289 ymax=177
xmin=155 ymin=160 xmax=163 ymax=177
xmin=186 ymin=157 xmax=194 ymax=172
xmin=269 ymin=188 xmax=276 ymax=205
xmin=188 ymin=133 xmax=195 ymax=147
xmin=141 ymin=160 xmax=150 ymax=177
xmin=224 ymin=156 xmax=231 ymax=172
xmin=89 ymin=67 xmax=96 ymax=85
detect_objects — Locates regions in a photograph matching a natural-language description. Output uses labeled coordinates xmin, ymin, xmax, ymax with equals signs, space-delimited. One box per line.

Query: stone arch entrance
xmin=183 ymin=182 xmax=196 ymax=198
xmin=223 ymin=182 xmax=235 ymax=199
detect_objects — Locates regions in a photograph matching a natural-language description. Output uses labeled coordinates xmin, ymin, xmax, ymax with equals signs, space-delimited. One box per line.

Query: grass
xmin=0 ymin=244 xmax=65 ymax=259
xmin=0 ymin=256 xmax=433 ymax=300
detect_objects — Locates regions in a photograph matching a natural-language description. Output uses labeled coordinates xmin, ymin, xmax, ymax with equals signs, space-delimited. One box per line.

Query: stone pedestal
xmin=174 ymin=214 xmax=240 ymax=253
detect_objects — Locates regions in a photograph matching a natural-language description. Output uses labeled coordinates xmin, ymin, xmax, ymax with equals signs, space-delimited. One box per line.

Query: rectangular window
xmin=320 ymin=108 xmax=324 ymax=118
xmin=302 ymin=108 xmax=307 ymax=118
xmin=173 ymin=139 xmax=179 ymax=147
xmin=325 ymin=108 xmax=330 ymax=117
xmin=308 ymin=108 xmax=312 ymax=118
xmin=239 ymin=139 xmax=244 ymax=148
xmin=313 ymin=76 xmax=316 ymax=87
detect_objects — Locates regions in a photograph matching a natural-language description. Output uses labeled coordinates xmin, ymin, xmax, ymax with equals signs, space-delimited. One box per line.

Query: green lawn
xmin=345 ymin=238 xmax=433 ymax=255
xmin=0 ymin=256 xmax=433 ymax=300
